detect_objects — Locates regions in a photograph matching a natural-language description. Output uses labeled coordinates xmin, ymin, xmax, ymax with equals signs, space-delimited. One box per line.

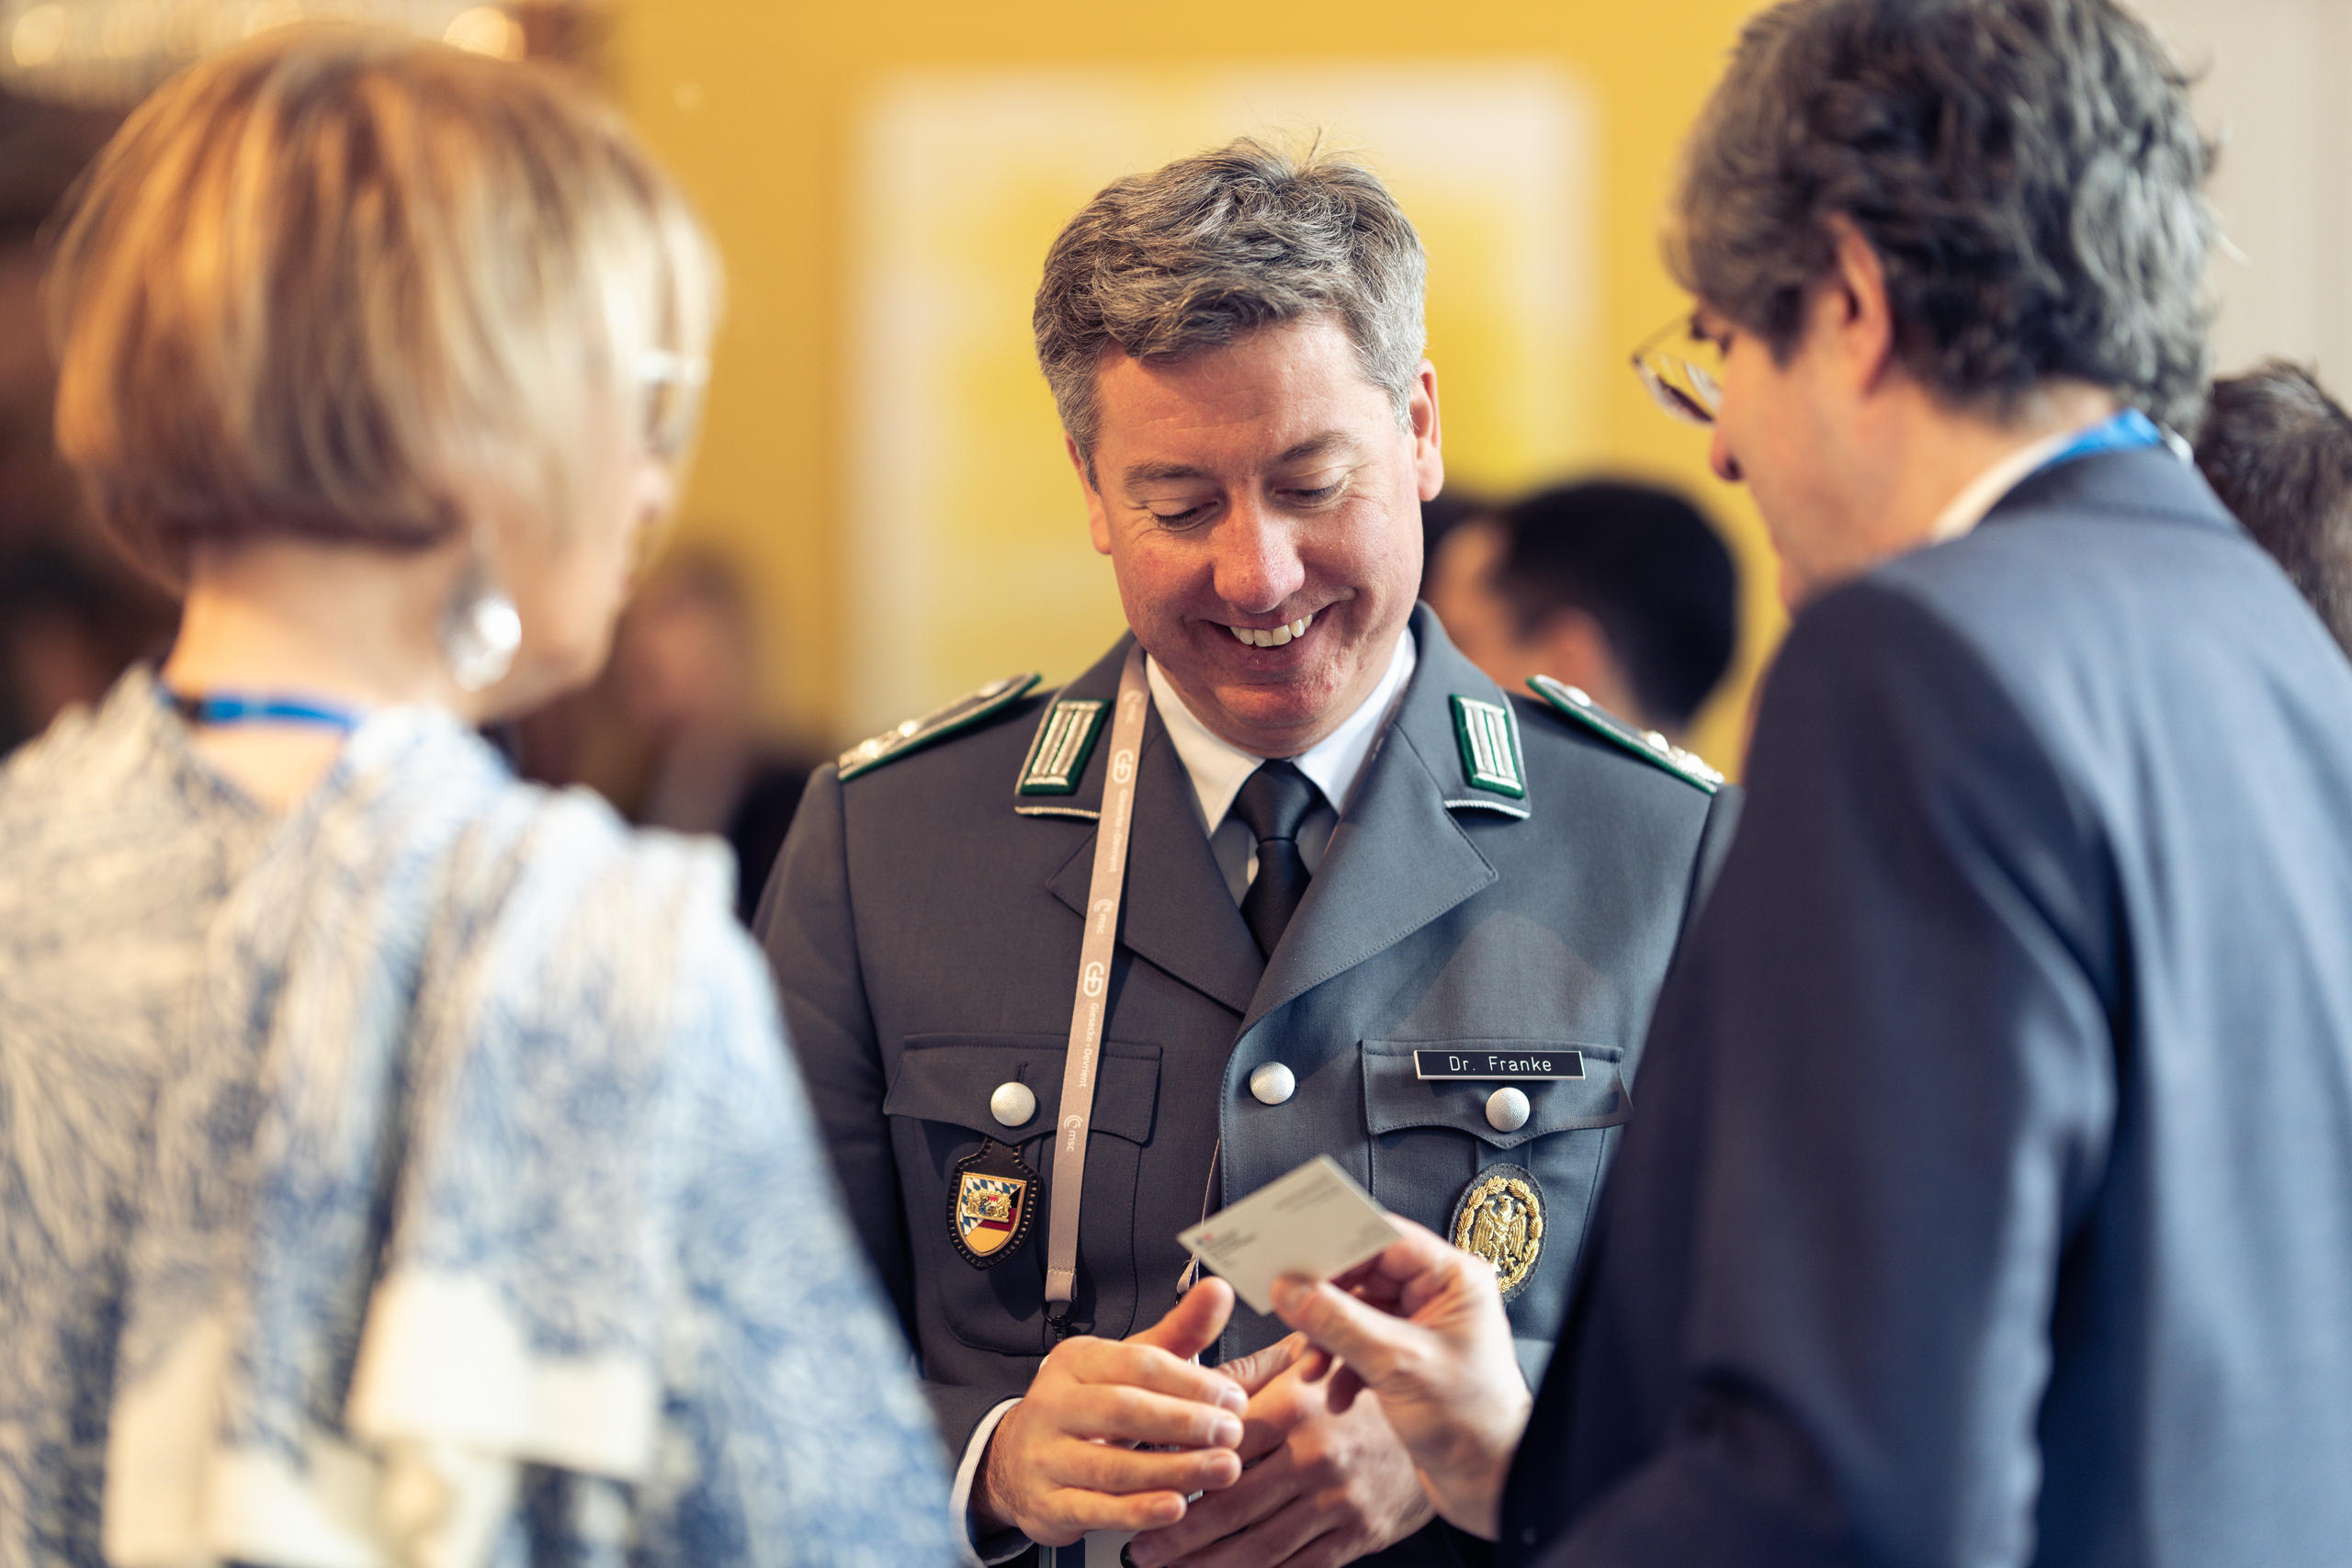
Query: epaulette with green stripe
xmin=838 ymin=673 xmax=1041 ymax=782
xmin=1526 ymin=674 xmax=1724 ymax=795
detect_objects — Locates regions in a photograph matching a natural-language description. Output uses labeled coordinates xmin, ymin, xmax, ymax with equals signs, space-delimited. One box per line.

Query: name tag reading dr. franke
xmin=1413 ymin=1048 xmax=1586 ymax=1081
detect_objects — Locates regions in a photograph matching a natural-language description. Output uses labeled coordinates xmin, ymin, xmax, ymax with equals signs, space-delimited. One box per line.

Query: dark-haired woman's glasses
xmin=1632 ymin=318 xmax=1722 ymax=426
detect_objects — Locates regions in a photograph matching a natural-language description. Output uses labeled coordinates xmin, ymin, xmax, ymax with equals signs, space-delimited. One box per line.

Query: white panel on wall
xmin=842 ymin=65 xmax=1594 ymax=738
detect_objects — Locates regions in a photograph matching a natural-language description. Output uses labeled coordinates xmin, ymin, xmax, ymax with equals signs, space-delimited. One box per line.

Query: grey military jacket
xmin=758 ymin=607 xmax=1737 ymax=1520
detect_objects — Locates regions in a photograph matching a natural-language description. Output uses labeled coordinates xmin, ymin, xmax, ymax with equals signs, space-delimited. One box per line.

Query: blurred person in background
xmin=2193 ymin=360 xmax=2352 ymax=659
xmin=0 ymin=28 xmax=955 ymax=1566
xmin=1414 ymin=489 xmax=1487 ymax=602
xmin=1261 ymin=1 xmax=2352 ymax=1564
xmin=1424 ymin=480 xmax=1737 ymax=748
xmin=0 ymin=87 xmax=175 ymax=753
xmin=761 ymin=136 xmax=1737 ymax=1568
xmin=518 ymin=547 xmax=824 ymax=923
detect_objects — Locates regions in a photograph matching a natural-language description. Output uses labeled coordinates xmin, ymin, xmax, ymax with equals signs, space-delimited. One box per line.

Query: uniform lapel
xmin=1242 ymin=609 xmax=1509 ymax=1033
xmin=1037 ymin=637 xmax=1263 ymax=1016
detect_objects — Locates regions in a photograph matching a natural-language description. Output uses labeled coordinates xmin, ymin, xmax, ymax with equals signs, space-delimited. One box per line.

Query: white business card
xmin=1177 ymin=1154 xmax=1401 ymax=1316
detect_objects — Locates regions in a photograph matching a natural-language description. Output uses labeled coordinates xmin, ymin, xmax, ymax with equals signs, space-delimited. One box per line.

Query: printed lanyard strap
xmin=1045 ymin=643 xmax=1153 ymax=1323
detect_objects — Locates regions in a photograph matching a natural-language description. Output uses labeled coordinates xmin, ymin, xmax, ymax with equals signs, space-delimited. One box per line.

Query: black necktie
xmin=1233 ymin=760 xmax=1320 ymax=957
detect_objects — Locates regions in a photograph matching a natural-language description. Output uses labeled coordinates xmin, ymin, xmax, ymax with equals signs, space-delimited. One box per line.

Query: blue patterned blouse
xmin=0 ymin=671 xmax=958 ymax=1567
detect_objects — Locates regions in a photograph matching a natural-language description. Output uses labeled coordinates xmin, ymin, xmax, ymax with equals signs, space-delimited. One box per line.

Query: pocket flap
xmin=1361 ymin=1038 xmax=1629 ymax=1149
xmin=886 ymin=1032 xmax=1160 ymax=1145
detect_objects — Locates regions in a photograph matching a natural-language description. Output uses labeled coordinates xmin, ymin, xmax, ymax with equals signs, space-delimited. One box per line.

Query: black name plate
xmin=1413 ymin=1049 xmax=1585 ymax=1081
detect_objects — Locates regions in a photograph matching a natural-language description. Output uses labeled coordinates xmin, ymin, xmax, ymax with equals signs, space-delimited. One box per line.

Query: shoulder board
xmin=838 ymin=673 xmax=1041 ymax=782
xmin=1525 ymin=674 xmax=1724 ymax=795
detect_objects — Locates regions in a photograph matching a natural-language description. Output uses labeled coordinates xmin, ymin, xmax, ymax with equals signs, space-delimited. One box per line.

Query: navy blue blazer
xmin=1500 ymin=448 xmax=2352 ymax=1567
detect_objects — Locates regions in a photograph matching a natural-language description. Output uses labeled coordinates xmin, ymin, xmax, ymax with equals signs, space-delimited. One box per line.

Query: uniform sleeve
xmin=1537 ymin=581 xmax=2120 ymax=1568
xmin=754 ymin=764 xmax=914 ymax=1333
xmin=754 ymin=768 xmax=1023 ymax=1461
xmin=639 ymin=884 xmax=959 ymax=1565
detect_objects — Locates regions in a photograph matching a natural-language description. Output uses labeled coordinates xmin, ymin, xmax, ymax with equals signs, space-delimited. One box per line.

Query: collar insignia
xmin=1016 ymin=698 xmax=1110 ymax=795
xmin=1526 ymin=674 xmax=1724 ymax=794
xmin=838 ymin=672 xmax=1040 ymax=782
xmin=1450 ymin=694 xmax=1527 ymax=799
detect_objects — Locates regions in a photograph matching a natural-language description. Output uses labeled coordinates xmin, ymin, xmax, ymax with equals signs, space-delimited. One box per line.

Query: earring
xmin=439 ymin=534 xmax=521 ymax=694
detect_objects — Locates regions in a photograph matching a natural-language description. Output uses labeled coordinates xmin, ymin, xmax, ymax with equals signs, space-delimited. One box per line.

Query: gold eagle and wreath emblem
xmin=1448 ymin=1164 xmax=1545 ymax=1301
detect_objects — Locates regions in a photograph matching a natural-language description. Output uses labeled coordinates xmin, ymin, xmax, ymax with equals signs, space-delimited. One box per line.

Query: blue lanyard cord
xmin=2035 ymin=409 xmax=2170 ymax=476
xmin=163 ymin=688 xmax=366 ymax=732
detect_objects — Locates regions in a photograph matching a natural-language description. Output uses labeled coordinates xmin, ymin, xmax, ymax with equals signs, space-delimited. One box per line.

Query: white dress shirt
xmin=1927 ymin=422 xmax=2105 ymax=544
xmin=1148 ymin=629 xmax=1419 ymax=901
xmin=952 ymin=628 xmax=1420 ymax=1566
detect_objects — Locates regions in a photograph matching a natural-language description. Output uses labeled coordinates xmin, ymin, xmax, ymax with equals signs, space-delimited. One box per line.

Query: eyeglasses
xmin=638 ymin=347 xmax=710 ymax=460
xmin=1632 ymin=316 xmax=1723 ymax=426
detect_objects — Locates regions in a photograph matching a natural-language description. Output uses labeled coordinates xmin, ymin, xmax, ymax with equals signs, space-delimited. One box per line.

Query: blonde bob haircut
xmin=48 ymin=26 xmax=721 ymax=585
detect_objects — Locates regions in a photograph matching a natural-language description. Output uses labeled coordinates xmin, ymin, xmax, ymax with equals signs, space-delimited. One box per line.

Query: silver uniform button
xmin=989 ymin=1081 xmax=1037 ymax=1128
xmin=1249 ymin=1062 xmax=1296 ymax=1106
xmin=1486 ymin=1086 xmax=1532 ymax=1133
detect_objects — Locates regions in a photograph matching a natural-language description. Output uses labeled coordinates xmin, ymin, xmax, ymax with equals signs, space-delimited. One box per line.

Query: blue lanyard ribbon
xmin=2033 ymin=409 xmax=2168 ymax=477
xmin=163 ymin=688 xmax=366 ymax=732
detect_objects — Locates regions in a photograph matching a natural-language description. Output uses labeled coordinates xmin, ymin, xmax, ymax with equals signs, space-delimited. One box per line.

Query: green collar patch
xmin=1527 ymin=674 xmax=1723 ymax=795
xmin=1451 ymin=694 xmax=1527 ymax=799
xmin=1016 ymin=697 xmax=1110 ymax=795
xmin=838 ymin=672 xmax=1040 ymax=782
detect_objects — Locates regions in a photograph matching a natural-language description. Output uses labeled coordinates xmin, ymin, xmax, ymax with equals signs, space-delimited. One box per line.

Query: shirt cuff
xmin=953 ymin=1397 xmax=1031 ymax=1567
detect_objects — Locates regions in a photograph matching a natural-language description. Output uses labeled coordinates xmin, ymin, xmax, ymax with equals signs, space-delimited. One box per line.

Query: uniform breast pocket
xmin=1360 ymin=1039 xmax=1631 ymax=1359
xmin=885 ymin=1033 xmax=1160 ymax=1355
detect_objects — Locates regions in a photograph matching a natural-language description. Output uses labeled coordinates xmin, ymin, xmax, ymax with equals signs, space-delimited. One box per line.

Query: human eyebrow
xmin=1121 ymin=460 xmax=1214 ymax=490
xmin=1269 ymin=432 xmax=1363 ymax=469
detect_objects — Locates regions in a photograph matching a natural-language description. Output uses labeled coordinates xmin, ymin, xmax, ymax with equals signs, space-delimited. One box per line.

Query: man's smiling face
xmin=1075 ymin=312 xmax=1443 ymax=758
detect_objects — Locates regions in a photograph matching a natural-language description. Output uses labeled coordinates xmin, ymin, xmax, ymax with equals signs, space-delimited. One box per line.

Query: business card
xmin=1176 ymin=1154 xmax=1401 ymax=1316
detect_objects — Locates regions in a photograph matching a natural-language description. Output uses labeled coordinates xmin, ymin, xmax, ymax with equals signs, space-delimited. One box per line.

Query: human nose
xmin=1709 ymin=425 xmax=1743 ymax=485
xmin=1210 ymin=500 xmax=1306 ymax=616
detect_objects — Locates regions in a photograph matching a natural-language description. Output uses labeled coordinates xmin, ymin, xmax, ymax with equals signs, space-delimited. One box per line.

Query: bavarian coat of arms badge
xmin=949 ymin=1139 xmax=1038 ymax=1269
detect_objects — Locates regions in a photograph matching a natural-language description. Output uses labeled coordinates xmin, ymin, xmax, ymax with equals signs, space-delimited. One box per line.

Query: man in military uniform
xmin=757 ymin=138 xmax=1737 ymax=1568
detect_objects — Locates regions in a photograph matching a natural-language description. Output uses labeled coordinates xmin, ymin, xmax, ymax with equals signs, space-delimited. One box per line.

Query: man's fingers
xmin=1124 ymin=1448 xmax=1298 ymax=1566
xmin=1038 ymin=1485 xmax=1191 ymax=1539
xmin=1051 ymin=1437 xmax=1242 ymax=1499
xmin=1270 ymin=1273 xmax=1417 ymax=1383
xmin=1063 ymin=1337 xmax=1245 ymax=1413
xmin=1130 ymin=1275 xmax=1236 ymax=1360
xmin=1367 ymin=1218 xmax=1470 ymax=1286
xmin=1168 ymin=1492 xmax=1329 ymax=1568
xmin=1325 ymin=1362 xmax=1368 ymax=1416
xmin=1059 ymin=1382 xmax=1246 ymax=1450
xmin=1216 ymin=1329 xmax=1306 ymax=1395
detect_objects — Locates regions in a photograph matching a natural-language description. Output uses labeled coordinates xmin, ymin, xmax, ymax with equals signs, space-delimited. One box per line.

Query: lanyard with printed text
xmin=1044 ymin=643 xmax=1152 ymax=1331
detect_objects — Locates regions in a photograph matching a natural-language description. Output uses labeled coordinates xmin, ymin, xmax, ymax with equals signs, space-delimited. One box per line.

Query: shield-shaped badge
xmin=949 ymin=1138 xmax=1039 ymax=1269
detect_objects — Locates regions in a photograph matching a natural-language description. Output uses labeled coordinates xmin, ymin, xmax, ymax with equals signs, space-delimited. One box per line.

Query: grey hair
xmin=1035 ymin=135 xmax=1427 ymax=473
xmin=1671 ymin=0 xmax=2216 ymax=435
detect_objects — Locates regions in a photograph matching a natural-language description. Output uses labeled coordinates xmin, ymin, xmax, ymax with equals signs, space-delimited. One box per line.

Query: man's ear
xmin=1410 ymin=360 xmax=1445 ymax=502
xmin=1823 ymin=215 xmax=1897 ymax=395
xmin=1068 ymin=434 xmax=1113 ymax=555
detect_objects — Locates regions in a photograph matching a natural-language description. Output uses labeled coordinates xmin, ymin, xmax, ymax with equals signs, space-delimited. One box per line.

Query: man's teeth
xmin=1227 ymin=614 xmax=1315 ymax=649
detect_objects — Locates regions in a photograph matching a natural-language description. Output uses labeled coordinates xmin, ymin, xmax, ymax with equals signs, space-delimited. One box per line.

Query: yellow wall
xmin=612 ymin=0 xmax=1781 ymax=774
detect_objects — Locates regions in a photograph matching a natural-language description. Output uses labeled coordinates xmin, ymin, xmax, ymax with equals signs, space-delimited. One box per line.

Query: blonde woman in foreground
xmin=0 ymin=28 xmax=956 ymax=1567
